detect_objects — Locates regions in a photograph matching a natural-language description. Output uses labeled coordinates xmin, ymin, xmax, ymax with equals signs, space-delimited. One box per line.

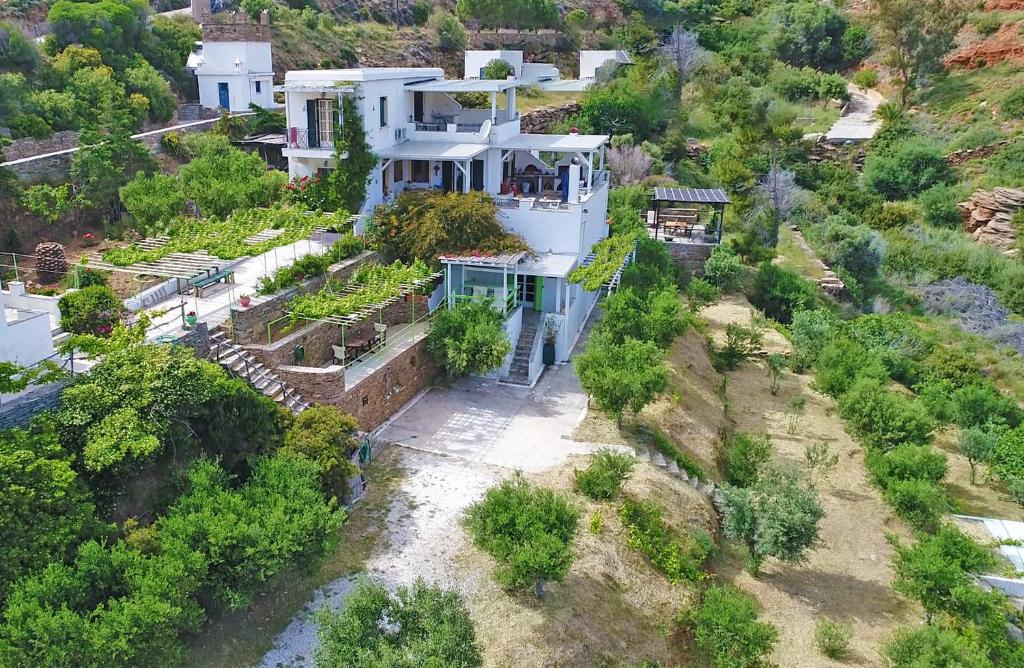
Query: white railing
xmin=497 ymin=305 xmax=523 ymax=378
xmin=527 ymin=322 xmax=545 ymax=384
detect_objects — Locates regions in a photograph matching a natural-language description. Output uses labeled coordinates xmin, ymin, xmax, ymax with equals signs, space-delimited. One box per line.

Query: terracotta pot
xmin=240 ymin=296 xmax=251 ymax=307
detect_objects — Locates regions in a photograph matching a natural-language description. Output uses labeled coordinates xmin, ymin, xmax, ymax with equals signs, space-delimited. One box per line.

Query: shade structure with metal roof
xmin=377 ymin=141 xmax=489 ymax=161
xmin=437 ymin=251 xmax=528 ymax=268
xmin=496 ymin=133 xmax=609 ymax=153
xmin=652 ymin=187 xmax=731 ymax=205
xmin=404 ymin=78 xmax=522 ymax=93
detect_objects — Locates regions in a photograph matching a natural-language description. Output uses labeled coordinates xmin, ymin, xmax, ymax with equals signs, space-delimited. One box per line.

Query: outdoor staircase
xmin=635 ymin=444 xmax=723 ymax=505
xmin=505 ymin=310 xmax=541 ymax=386
xmin=208 ymin=331 xmax=309 ymax=414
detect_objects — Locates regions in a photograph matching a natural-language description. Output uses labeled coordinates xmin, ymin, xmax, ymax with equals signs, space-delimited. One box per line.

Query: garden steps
xmin=504 ymin=310 xmax=542 ymax=386
xmin=636 ymin=444 xmax=719 ymax=501
xmin=209 ymin=331 xmax=309 ymax=414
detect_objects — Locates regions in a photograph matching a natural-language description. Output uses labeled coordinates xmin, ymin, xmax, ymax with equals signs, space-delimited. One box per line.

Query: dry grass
xmin=464 ymin=459 xmax=716 ymax=667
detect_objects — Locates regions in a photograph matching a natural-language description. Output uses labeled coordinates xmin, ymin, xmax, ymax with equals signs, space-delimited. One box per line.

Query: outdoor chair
xmin=373 ymin=322 xmax=388 ymax=346
xmin=331 ymin=344 xmax=346 ymax=366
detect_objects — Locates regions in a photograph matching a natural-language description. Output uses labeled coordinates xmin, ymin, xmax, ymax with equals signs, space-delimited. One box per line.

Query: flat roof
xmin=496 ymin=133 xmax=609 ymax=152
xmin=405 ymin=78 xmax=521 ymax=93
xmin=438 ymin=251 xmax=528 ymax=268
xmin=538 ymin=79 xmax=592 ymax=92
xmin=281 ymin=67 xmax=445 ymax=89
xmin=956 ymin=515 xmax=1024 ymax=571
xmin=378 ymin=141 xmax=488 ymax=161
xmin=653 ymin=187 xmax=730 ymax=205
xmin=519 ymin=253 xmax=577 ymax=278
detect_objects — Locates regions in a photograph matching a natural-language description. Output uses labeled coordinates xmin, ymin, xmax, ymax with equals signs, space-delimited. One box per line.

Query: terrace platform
xmin=342 ymin=320 xmax=431 ymax=390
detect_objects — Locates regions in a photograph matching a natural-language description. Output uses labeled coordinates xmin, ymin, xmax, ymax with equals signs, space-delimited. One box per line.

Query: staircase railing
xmin=211 ymin=336 xmax=309 ymax=411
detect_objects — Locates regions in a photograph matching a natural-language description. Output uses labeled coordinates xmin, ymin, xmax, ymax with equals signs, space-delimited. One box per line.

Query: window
xmin=255 ymin=81 xmax=262 ymax=93
xmin=411 ymin=160 xmax=429 ymax=183
xmin=317 ymin=99 xmax=334 ymax=147
xmin=393 ymin=160 xmax=404 ymax=182
xmin=379 ymin=96 xmax=388 ymax=128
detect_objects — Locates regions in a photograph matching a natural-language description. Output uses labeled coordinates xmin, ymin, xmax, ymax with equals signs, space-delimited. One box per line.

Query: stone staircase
xmin=505 ymin=310 xmax=541 ymax=386
xmin=209 ymin=331 xmax=309 ymax=414
xmin=634 ymin=444 xmax=723 ymax=505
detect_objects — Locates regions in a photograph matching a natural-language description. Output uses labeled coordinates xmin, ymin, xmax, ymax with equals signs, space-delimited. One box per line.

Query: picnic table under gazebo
xmin=648 ymin=187 xmax=730 ymax=244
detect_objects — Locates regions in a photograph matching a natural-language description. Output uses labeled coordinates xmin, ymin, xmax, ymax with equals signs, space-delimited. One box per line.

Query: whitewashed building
xmin=189 ymin=10 xmax=275 ymax=112
xmin=0 ymin=282 xmax=59 ymax=403
xmin=278 ymin=66 xmax=614 ymax=384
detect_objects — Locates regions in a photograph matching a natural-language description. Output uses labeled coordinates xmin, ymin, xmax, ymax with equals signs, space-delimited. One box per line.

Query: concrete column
xmin=567 ymin=163 xmax=581 ymax=203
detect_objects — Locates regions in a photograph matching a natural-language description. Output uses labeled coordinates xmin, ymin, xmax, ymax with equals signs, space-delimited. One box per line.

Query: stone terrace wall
xmin=0 ymin=382 xmax=66 ymax=430
xmin=520 ymin=102 xmax=581 ymax=134
xmin=245 ymin=294 xmax=425 ymax=369
xmin=228 ymin=250 xmax=378 ymax=344
xmin=200 ymin=9 xmax=271 ymax=42
xmin=665 ymin=241 xmax=717 ymax=276
xmin=278 ymin=336 xmax=440 ymax=431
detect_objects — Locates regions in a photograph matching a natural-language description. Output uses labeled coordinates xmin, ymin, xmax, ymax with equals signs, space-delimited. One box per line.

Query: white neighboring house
xmin=463 ymin=50 xmax=560 ymax=84
xmin=189 ymin=10 xmax=275 ymax=112
xmin=1 ymin=282 xmax=58 ymax=403
xmin=579 ymin=50 xmax=632 ymax=81
xmin=277 ymin=67 xmax=614 ymax=383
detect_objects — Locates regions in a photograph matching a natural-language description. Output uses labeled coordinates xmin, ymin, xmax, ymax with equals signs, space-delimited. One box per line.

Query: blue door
xmin=217 ymin=82 xmax=229 ymax=109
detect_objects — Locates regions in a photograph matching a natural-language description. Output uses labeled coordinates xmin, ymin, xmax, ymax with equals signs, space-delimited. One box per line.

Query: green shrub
xmin=972 ymin=11 xmax=1004 ymax=35
xmin=684 ymin=277 xmax=720 ymax=311
xmin=950 ymin=382 xmax=1022 ymax=429
xmin=838 ymin=377 xmax=934 ymax=450
xmin=1003 ymin=86 xmax=1024 ymax=120
xmin=704 ymin=245 xmax=743 ymax=291
xmin=427 ymin=301 xmax=511 ymax=377
xmin=599 ymin=286 xmax=688 ymax=349
xmin=619 ymin=498 xmax=713 ymax=583
xmin=813 ymin=338 xmax=887 ymax=398
xmin=863 ymin=138 xmax=954 ymax=201
xmin=711 ymin=323 xmax=763 ymax=372
xmin=573 ymin=448 xmax=636 ymax=501
xmin=917 ymin=184 xmax=963 ymax=228
xmin=815 ymin=619 xmax=852 ymax=660
xmin=481 ymin=58 xmax=514 ymax=79
xmin=283 ymin=405 xmax=360 ymax=501
xmin=575 ymin=332 xmax=668 ymax=426
xmin=682 ymin=584 xmax=778 ymax=668
xmin=750 ymin=262 xmax=821 ymax=324
xmin=790 ymin=308 xmax=840 ymax=368
xmin=869 ymin=200 xmax=920 ymax=229
xmin=721 ymin=432 xmax=772 ymax=487
xmin=428 ymin=10 xmax=466 ymax=50
xmin=990 ymin=425 xmax=1024 ymax=481
xmin=314 ymin=578 xmax=482 ymax=668
xmin=883 ymin=479 xmax=946 ymax=532
xmin=852 ymin=68 xmax=878 ymax=88
xmin=465 ymin=474 xmax=579 ymax=596
xmin=58 ymin=284 xmax=121 ymax=336
xmin=885 ymin=625 xmax=990 ymax=668
xmin=865 ymin=445 xmax=948 ymax=487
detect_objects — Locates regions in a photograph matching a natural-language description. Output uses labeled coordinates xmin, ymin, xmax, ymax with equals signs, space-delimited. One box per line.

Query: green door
xmin=534 ymin=276 xmax=544 ymax=312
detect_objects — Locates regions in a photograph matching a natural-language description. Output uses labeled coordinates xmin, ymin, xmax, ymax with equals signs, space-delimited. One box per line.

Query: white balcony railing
xmin=285 ymin=127 xmax=334 ymax=150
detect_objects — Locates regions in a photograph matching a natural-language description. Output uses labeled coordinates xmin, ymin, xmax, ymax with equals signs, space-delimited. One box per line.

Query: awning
xmin=496 ymin=133 xmax=609 ymax=152
xmin=378 ymin=142 xmax=489 ymax=161
xmin=653 ymin=187 xmax=730 ymax=205
xmin=518 ymin=253 xmax=577 ymax=278
xmin=438 ymin=251 xmax=528 ymax=268
xmin=405 ymin=78 xmax=521 ymax=93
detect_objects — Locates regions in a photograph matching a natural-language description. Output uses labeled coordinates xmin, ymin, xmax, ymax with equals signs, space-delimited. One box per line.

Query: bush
xmin=283 ymin=405 xmax=360 ymax=501
xmin=869 ymin=200 xmax=920 ymax=230
xmin=808 ymin=219 xmax=884 ymax=283
xmin=427 ymin=10 xmax=465 ymax=51
xmin=711 ymin=323 xmax=763 ymax=372
xmin=721 ymin=432 xmax=772 ymax=487
xmin=865 ymin=445 xmax=948 ymax=487
xmin=58 ymin=284 xmax=121 ymax=336
xmin=790 ymin=308 xmax=840 ymax=369
xmin=950 ymin=382 xmax=1022 ymax=430
xmin=917 ymin=184 xmax=962 ymax=228
xmin=863 ymin=138 xmax=954 ymax=201
xmin=573 ymin=448 xmax=635 ymax=501
xmin=839 ymin=378 xmax=934 ymax=451
xmin=684 ymin=277 xmax=720 ymax=311
xmin=427 ymin=301 xmax=511 ymax=377
xmin=883 ymin=479 xmax=946 ymax=531
xmin=770 ymin=0 xmax=849 ymax=69
xmin=814 ymin=338 xmax=887 ymax=397
xmin=464 ymin=474 xmax=579 ymax=597
xmin=885 ymin=626 xmax=990 ymax=668
xmin=481 ymin=58 xmax=514 ymax=80
xmin=314 ymin=578 xmax=482 ymax=668
xmin=990 ymin=425 xmax=1024 ymax=481
xmin=619 ymin=498 xmax=713 ymax=583
xmin=1002 ymin=86 xmax=1024 ymax=120
xmin=815 ymin=619 xmax=852 ymax=660
xmin=119 ymin=171 xmax=186 ymax=229
xmin=682 ymin=584 xmax=778 ymax=668
xmin=704 ymin=245 xmax=743 ymax=291
xmin=750 ymin=262 xmax=821 ymax=324
xmin=575 ymin=332 xmax=668 ymax=426
xmin=599 ymin=285 xmax=688 ymax=349
xmin=852 ymin=68 xmax=879 ymax=88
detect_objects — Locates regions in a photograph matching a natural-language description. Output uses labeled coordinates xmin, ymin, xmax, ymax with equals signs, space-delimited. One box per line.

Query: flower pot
xmin=185 ymin=315 xmax=198 ymax=327
xmin=239 ymin=296 xmax=251 ymax=308
xmin=543 ymin=342 xmax=556 ymax=365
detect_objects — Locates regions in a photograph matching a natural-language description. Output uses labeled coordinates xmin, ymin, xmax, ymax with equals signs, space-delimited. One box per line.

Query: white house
xmin=277 ymin=66 xmax=612 ymax=384
xmin=579 ymin=50 xmax=632 ymax=80
xmin=463 ymin=50 xmax=560 ymax=84
xmin=190 ymin=11 xmax=275 ymax=112
xmin=1 ymin=282 xmax=59 ymax=403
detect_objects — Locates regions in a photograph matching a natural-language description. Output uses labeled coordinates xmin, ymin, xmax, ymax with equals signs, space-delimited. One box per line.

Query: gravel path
xmin=257 ymin=448 xmax=500 ymax=668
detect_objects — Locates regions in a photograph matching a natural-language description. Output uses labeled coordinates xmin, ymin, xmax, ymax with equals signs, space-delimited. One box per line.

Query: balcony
xmin=285 ymin=127 xmax=334 ymax=151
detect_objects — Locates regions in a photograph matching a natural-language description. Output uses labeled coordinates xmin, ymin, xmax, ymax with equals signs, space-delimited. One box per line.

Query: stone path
xmin=825 ymin=84 xmax=885 ymax=144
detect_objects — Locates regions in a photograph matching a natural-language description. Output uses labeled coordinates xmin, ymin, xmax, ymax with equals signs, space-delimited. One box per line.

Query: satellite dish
xmin=479 ymin=119 xmax=492 ymax=139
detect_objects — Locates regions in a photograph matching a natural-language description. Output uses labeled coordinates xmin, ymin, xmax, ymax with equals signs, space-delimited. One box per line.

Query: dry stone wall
xmin=959 ymin=188 xmax=1023 ymax=257
xmin=520 ymin=102 xmax=581 ymax=133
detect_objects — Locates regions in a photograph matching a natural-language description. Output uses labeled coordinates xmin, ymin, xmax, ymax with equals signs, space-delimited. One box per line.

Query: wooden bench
xmin=192 ymin=269 xmax=235 ymax=298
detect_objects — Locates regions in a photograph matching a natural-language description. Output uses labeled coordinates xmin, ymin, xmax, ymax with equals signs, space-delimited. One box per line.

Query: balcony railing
xmin=286 ymin=127 xmax=334 ymax=150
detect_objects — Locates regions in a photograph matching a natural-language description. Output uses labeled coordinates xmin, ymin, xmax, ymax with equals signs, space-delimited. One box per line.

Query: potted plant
xmin=239 ymin=293 xmax=252 ymax=308
xmin=81 ymin=232 xmax=98 ymax=247
xmin=185 ymin=310 xmax=198 ymax=327
xmin=542 ymin=315 xmax=559 ymax=365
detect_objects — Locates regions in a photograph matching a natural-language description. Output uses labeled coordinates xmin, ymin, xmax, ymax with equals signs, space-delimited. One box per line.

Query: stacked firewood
xmin=34 ymin=242 xmax=67 ymax=285
xmin=958 ymin=188 xmax=1024 ymax=256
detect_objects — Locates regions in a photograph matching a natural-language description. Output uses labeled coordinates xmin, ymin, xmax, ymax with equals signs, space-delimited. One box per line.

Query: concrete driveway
xmin=378 ymin=357 xmax=617 ymax=471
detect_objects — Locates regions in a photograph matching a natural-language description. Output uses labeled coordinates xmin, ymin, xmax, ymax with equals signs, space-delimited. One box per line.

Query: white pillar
xmin=567 ymin=163 xmax=581 ymax=203
xmin=490 ymin=92 xmax=497 ymax=123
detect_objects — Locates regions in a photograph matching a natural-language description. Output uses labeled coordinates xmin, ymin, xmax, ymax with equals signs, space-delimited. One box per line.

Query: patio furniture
xmin=373 ymin=322 xmax=388 ymax=346
xmin=331 ymin=344 xmax=346 ymax=366
xmin=192 ymin=268 xmax=235 ymax=298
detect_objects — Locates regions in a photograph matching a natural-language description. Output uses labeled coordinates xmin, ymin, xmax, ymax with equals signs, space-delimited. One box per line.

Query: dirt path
xmin=704 ymin=294 xmax=917 ymax=667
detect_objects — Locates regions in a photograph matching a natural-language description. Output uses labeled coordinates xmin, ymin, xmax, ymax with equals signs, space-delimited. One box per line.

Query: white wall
xmin=501 ymin=206 xmax=582 ymax=255
xmin=0 ymin=284 xmax=56 ymax=368
xmin=196 ymin=41 xmax=274 ymax=111
xmin=580 ymin=183 xmax=610 ymax=254
xmin=464 ymin=50 xmax=523 ymax=78
xmin=580 ymin=50 xmax=630 ymax=80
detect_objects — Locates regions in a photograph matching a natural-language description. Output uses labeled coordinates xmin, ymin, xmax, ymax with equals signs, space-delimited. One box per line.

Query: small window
xmin=393 ymin=160 xmax=403 ymax=182
xmin=255 ymin=81 xmax=262 ymax=93
xmin=379 ymin=96 xmax=388 ymax=128
xmin=362 ymin=395 xmax=369 ymax=406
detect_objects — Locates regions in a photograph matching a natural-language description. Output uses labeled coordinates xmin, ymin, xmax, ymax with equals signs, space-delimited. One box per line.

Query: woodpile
xmin=958 ymin=188 xmax=1024 ymax=257
xmin=33 ymin=241 xmax=67 ymax=285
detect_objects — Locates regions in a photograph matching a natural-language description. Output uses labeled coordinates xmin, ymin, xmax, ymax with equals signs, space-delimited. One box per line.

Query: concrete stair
xmin=633 ymin=444 xmax=719 ymax=501
xmin=504 ymin=311 xmax=541 ymax=386
xmin=209 ymin=331 xmax=308 ymax=414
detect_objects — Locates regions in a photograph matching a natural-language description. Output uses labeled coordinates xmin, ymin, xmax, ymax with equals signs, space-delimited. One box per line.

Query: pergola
xmin=438 ymin=251 xmax=529 ymax=315
xmin=650 ymin=187 xmax=730 ymax=243
xmin=404 ymin=78 xmax=521 ymax=126
xmin=496 ymin=133 xmax=609 ymax=198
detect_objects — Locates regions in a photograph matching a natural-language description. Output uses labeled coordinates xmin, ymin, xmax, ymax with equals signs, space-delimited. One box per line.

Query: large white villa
xmin=277 ymin=61 xmax=614 ymax=383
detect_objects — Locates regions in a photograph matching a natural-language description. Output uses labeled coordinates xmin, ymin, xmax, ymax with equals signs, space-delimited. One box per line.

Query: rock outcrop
xmin=959 ymin=187 xmax=1024 ymax=256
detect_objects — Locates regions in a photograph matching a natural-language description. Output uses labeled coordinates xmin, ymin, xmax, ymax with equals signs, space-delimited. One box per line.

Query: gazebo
xmin=649 ymin=187 xmax=730 ymax=244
